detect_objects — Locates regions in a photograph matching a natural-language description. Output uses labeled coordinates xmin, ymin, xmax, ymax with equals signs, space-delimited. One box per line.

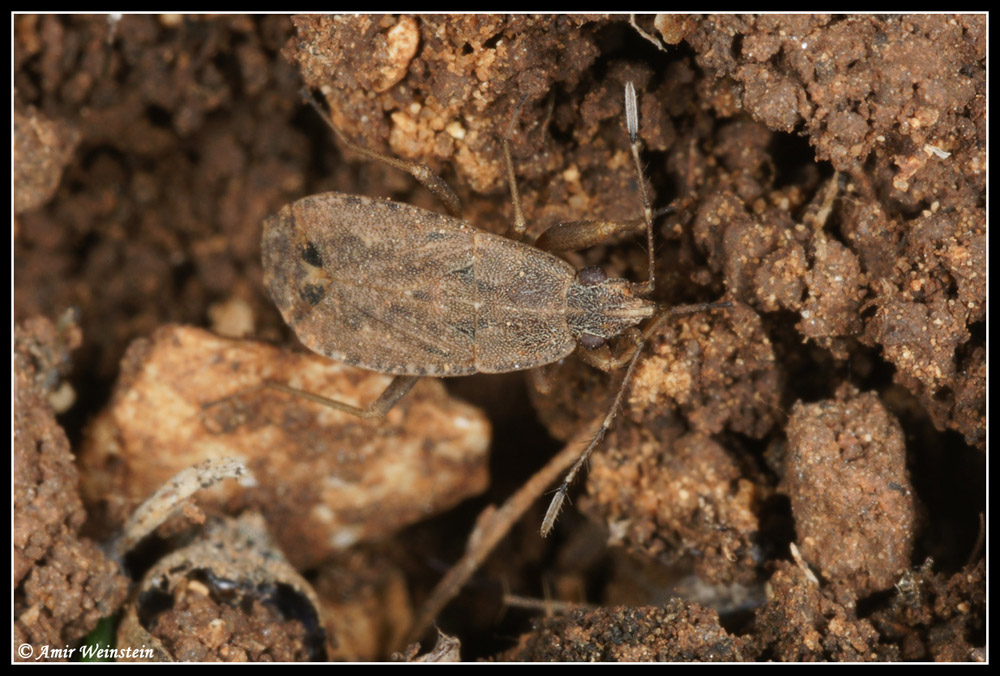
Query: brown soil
xmin=14 ymin=14 xmax=984 ymax=662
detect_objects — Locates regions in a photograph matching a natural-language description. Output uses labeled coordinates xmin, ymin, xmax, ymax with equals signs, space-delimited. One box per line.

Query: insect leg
xmin=534 ymin=205 xmax=676 ymax=253
xmin=204 ymin=375 xmax=421 ymax=421
xmin=574 ymin=328 xmax=643 ymax=372
xmin=264 ymin=374 xmax=421 ymax=420
xmin=533 ymin=218 xmax=646 ymax=252
xmin=301 ymin=89 xmax=462 ymax=218
xmin=575 ymin=299 xmax=732 ymax=374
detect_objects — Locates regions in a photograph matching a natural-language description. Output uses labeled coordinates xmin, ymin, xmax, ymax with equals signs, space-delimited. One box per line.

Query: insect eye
xmin=579 ymin=333 xmax=606 ymax=350
xmin=577 ymin=266 xmax=607 ymax=286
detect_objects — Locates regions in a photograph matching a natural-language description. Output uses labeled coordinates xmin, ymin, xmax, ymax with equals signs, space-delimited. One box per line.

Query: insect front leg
xmin=502 ymin=101 xmax=652 ymax=253
xmin=543 ymin=300 xmax=732 ymax=536
xmin=533 ymin=218 xmax=646 ymax=253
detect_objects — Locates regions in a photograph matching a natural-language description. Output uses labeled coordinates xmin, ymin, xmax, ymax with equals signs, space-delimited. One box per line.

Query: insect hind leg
xmin=263 ymin=374 xmax=420 ymax=419
xmin=203 ymin=374 xmax=420 ymax=421
xmin=301 ymin=89 xmax=462 ymax=218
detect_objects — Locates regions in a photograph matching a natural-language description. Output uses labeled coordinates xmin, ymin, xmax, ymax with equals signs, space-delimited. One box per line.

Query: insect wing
xmin=469 ymin=233 xmax=577 ymax=373
xmin=263 ymin=193 xmax=478 ymax=376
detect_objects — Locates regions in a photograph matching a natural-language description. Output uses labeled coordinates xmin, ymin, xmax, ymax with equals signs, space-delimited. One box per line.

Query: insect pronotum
xmin=258 ymin=82 xmax=729 ymax=536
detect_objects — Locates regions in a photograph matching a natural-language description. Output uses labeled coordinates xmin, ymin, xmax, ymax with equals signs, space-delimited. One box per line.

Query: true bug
xmin=260 ymin=83 xmax=728 ymax=535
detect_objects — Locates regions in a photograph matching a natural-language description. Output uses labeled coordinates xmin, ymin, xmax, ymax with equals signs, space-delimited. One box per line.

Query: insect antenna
xmin=540 ymin=81 xmax=652 ymax=537
xmin=539 ymin=298 xmax=730 ymax=537
xmin=540 ymin=83 xmax=732 ymax=537
xmin=625 ymin=81 xmax=657 ymax=297
xmin=541 ymin=335 xmax=647 ymax=536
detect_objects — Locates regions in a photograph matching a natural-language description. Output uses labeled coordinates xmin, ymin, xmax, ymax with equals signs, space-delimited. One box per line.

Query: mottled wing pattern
xmin=469 ymin=232 xmax=577 ymax=373
xmin=263 ymin=193 xmax=479 ymax=375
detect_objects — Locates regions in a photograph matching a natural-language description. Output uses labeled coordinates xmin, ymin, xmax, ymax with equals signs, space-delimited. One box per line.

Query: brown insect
xmin=261 ymin=83 xmax=728 ymax=535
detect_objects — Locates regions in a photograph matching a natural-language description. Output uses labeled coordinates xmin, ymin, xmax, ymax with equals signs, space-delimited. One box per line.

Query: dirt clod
xmin=784 ymin=386 xmax=916 ymax=596
xmin=14 ymin=317 xmax=129 ymax=660
xmin=502 ymin=599 xmax=753 ymax=661
xmin=13 ymin=106 xmax=80 ymax=214
xmin=753 ymin=561 xmax=895 ymax=661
